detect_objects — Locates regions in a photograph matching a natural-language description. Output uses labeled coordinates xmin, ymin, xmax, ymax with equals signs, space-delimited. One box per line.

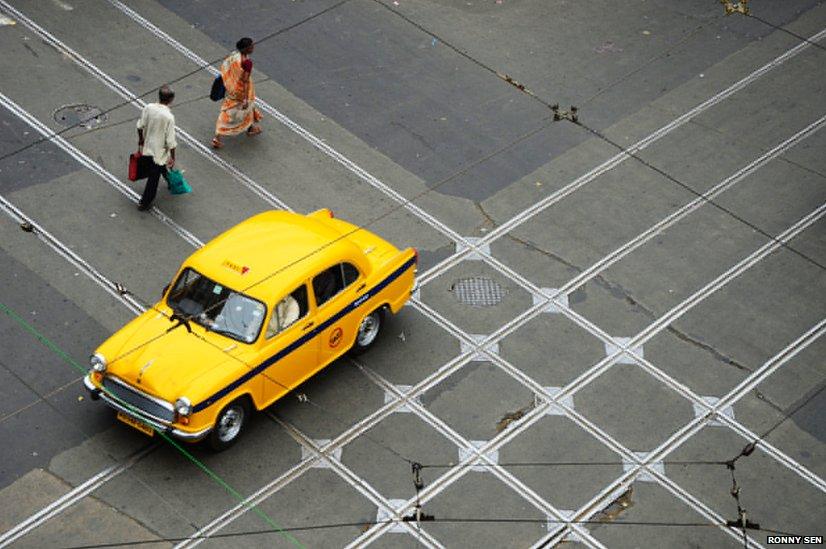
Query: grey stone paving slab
xmin=781 ymin=124 xmax=826 ymax=178
xmin=47 ymin=426 xmax=154 ymax=487
xmin=0 ymin=235 xmax=121 ymax=488
xmin=595 ymin=202 xmax=769 ymax=326
xmin=0 ymin=212 xmax=134 ymax=335
xmin=498 ymin=314 xmax=607 ymax=388
xmin=6 ymin=167 xmax=192 ymax=303
xmin=0 ymin=247 xmax=107 ymax=395
xmin=479 ymin=132 xmax=617 ymax=226
xmin=642 ymin=327 xmax=750 ymax=397
xmin=488 ymin=233 xmax=580 ymax=289
xmin=507 ymin=157 xmax=696 ymax=270
xmin=631 ymin=117 xmax=778 ymax=192
xmin=0 ymin=109 xmax=83 ymax=195
xmin=747 ymin=337 xmax=826 ymax=418
xmin=91 ymin=416 xmax=301 ymax=534
xmin=420 ymin=259 xmax=533 ymax=334
xmin=0 ymin=363 xmax=36 ymax=419
xmin=497 ymin=415 xmax=625 ymax=512
xmin=12 ymin=481 xmax=167 ymax=549
xmin=0 ymin=468 xmax=69 ymax=534
xmin=273 ymin=359 xmax=386 ymax=441
xmin=671 ymin=244 xmax=825 ymax=374
xmin=691 ymin=48 xmax=826 ymax=154
xmin=202 ymin=467 xmax=376 ymax=548
xmin=587 ymin=481 xmax=740 ymax=548
xmin=423 ymin=472 xmax=546 ymax=548
xmin=713 ymin=155 xmax=826 ymax=237
xmin=420 ymin=361 xmax=534 ymax=442
xmin=574 ymin=363 xmax=697 ymax=452
xmin=742 ymin=401 xmax=826 ymax=483
xmin=354 ymin=306 xmax=460 ymax=387
xmin=668 ymin=426 xmax=826 ymax=542
xmin=341 ymin=413 xmax=458 ymax=499
xmin=0 ymin=399 xmax=92 ymax=491
xmin=566 ymin=279 xmax=656 ymax=337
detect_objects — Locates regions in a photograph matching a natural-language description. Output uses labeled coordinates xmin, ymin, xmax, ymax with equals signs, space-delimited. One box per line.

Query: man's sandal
xmin=211 ymin=137 xmax=223 ymax=149
xmin=246 ymin=125 xmax=262 ymax=136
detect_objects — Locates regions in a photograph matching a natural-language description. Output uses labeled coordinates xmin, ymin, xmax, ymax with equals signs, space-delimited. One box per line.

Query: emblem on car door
xmin=329 ymin=327 xmax=343 ymax=348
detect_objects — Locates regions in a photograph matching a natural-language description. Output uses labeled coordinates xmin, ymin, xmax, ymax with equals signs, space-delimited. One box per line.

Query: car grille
xmin=102 ymin=377 xmax=174 ymax=422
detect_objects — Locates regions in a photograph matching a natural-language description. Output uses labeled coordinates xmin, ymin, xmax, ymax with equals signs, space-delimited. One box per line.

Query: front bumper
xmin=84 ymin=375 xmax=211 ymax=442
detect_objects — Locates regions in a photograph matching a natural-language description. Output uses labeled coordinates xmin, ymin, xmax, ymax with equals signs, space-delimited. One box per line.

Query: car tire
xmin=207 ymin=398 xmax=250 ymax=451
xmin=350 ymin=308 xmax=384 ymax=355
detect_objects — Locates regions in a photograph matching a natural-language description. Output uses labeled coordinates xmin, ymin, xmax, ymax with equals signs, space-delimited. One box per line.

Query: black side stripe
xmin=193 ymin=256 xmax=416 ymax=413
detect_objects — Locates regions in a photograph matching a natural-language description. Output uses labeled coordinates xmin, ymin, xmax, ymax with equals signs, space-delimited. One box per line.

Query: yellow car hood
xmin=102 ymin=310 xmax=244 ymax=402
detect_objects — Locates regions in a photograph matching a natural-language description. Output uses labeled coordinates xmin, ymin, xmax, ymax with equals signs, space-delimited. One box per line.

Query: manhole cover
xmin=53 ymin=104 xmax=107 ymax=129
xmin=451 ymin=276 xmax=506 ymax=307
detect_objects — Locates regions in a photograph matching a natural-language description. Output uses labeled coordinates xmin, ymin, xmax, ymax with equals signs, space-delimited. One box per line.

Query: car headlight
xmin=90 ymin=353 xmax=107 ymax=373
xmin=174 ymin=397 xmax=192 ymax=417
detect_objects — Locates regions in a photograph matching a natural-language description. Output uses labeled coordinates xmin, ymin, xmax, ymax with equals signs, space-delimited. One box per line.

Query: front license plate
xmin=116 ymin=411 xmax=155 ymax=437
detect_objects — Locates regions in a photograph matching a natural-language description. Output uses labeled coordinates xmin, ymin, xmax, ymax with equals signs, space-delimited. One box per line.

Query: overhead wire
xmin=0 ymin=1 xmax=821 ymax=545
xmin=418 ymin=459 xmax=731 ymax=469
xmin=57 ymin=516 xmax=805 ymax=549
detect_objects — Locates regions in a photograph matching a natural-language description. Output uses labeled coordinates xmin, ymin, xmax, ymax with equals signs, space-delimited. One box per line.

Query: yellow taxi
xmin=84 ymin=209 xmax=417 ymax=450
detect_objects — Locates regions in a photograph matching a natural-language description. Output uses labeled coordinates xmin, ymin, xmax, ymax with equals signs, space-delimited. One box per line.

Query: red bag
xmin=128 ymin=151 xmax=151 ymax=181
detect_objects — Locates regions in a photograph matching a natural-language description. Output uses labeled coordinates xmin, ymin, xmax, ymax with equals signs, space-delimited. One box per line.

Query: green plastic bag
xmin=164 ymin=168 xmax=191 ymax=195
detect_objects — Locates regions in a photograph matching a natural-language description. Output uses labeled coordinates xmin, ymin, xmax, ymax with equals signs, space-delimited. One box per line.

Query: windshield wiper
xmin=167 ymin=313 xmax=192 ymax=334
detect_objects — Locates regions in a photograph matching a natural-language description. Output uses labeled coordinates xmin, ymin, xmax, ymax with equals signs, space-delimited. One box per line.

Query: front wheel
xmin=350 ymin=308 xmax=384 ymax=355
xmin=207 ymin=398 xmax=249 ymax=451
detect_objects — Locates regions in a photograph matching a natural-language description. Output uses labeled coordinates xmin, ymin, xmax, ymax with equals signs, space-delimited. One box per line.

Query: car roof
xmin=185 ymin=211 xmax=362 ymax=302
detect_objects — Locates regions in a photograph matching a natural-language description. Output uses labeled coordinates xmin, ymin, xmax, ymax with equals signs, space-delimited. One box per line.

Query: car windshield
xmin=166 ymin=268 xmax=265 ymax=343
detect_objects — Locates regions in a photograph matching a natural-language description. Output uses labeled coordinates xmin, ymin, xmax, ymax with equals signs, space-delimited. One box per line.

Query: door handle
xmin=356 ymin=283 xmax=366 ymax=292
xmin=302 ymin=321 xmax=314 ymax=331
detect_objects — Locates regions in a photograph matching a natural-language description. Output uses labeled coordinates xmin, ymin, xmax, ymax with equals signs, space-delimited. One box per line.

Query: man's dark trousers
xmin=139 ymin=158 xmax=167 ymax=209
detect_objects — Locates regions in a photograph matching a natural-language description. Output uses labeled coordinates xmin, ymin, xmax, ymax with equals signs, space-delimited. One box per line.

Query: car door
xmin=258 ymin=283 xmax=318 ymax=406
xmin=312 ymin=262 xmax=364 ymax=365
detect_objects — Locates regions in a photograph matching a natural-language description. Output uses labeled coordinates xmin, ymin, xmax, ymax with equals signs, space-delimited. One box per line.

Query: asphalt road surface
xmin=0 ymin=0 xmax=824 ymax=547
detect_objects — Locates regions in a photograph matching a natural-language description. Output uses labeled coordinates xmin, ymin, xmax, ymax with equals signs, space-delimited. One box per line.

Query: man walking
xmin=136 ymin=85 xmax=176 ymax=211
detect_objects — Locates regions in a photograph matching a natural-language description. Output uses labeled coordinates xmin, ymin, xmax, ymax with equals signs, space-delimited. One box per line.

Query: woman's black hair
xmin=236 ymin=37 xmax=254 ymax=52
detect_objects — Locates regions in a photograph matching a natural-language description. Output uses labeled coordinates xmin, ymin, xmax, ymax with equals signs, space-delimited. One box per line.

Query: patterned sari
xmin=215 ymin=52 xmax=262 ymax=136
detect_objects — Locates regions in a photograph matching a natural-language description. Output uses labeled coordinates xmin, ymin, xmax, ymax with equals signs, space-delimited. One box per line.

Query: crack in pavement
xmin=502 ymin=236 xmax=755 ymax=374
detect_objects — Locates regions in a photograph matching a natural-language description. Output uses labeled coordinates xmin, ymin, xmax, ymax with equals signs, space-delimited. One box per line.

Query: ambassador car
xmin=84 ymin=209 xmax=417 ymax=450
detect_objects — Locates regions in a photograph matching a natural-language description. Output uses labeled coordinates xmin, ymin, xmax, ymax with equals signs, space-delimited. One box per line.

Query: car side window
xmin=342 ymin=262 xmax=360 ymax=286
xmin=313 ymin=263 xmax=360 ymax=307
xmin=266 ymin=285 xmax=309 ymax=338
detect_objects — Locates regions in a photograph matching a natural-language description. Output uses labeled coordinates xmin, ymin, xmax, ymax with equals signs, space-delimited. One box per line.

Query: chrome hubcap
xmin=357 ymin=312 xmax=380 ymax=347
xmin=217 ymin=406 xmax=244 ymax=442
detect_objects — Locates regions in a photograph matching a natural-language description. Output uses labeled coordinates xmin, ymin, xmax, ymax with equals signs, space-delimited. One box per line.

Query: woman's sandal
xmin=211 ymin=137 xmax=223 ymax=149
xmin=246 ymin=125 xmax=262 ymax=136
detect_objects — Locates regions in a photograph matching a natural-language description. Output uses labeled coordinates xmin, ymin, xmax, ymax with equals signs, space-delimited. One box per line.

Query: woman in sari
xmin=212 ymin=37 xmax=262 ymax=149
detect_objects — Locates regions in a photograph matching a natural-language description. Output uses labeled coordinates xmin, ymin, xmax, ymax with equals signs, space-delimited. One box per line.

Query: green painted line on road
xmin=0 ymin=300 xmax=304 ymax=548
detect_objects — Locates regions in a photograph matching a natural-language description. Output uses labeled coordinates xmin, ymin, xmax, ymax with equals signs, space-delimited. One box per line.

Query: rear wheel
xmin=350 ymin=308 xmax=384 ymax=355
xmin=207 ymin=398 xmax=249 ymax=451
